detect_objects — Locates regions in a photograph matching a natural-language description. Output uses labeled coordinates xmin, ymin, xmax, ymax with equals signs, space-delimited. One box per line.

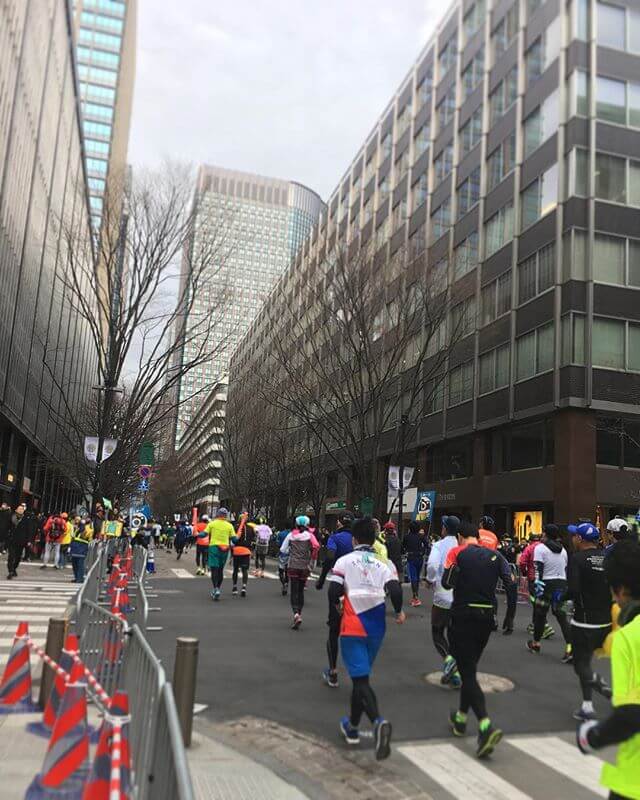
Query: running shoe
xmin=527 ymin=622 xmax=534 ymax=634
xmin=590 ymin=673 xmax=612 ymax=699
xmin=573 ymin=707 xmax=597 ymax=722
xmin=241 ymin=587 xmax=247 ymax=597
xmin=232 ymin=586 xmax=238 ymax=596
xmin=339 ymin=717 xmax=360 ymax=745
xmin=526 ymin=640 xmax=541 ymax=654
xmin=322 ymin=668 xmax=339 ymax=688
xmin=441 ymin=655 xmax=457 ymax=684
xmin=541 ymin=624 xmax=555 ymax=640
xmin=214 ymin=589 xmax=221 ymax=601
xmin=281 ymin=587 xmax=287 ymax=596
xmin=210 ymin=590 xmax=216 ymax=601
xmin=450 ymin=671 xmax=461 ymax=689
xmin=476 ymin=724 xmax=502 ymax=758
xmin=291 ymin=613 xmax=302 ymax=630
xmin=561 ymin=646 xmax=573 ymax=664
xmin=449 ymin=710 xmax=466 ymax=736
xmin=374 ymin=718 xmax=392 ymax=760
xmin=410 ymin=597 xmax=422 ymax=607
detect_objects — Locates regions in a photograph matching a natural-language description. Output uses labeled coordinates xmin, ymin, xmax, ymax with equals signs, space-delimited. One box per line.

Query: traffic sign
xmin=138 ymin=465 xmax=152 ymax=479
xmin=138 ymin=479 xmax=149 ymax=492
xmin=131 ymin=512 xmax=147 ymax=530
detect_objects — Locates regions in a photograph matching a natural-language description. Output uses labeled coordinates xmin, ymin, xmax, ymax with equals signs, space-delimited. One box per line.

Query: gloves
xmin=534 ymin=579 xmax=546 ymax=598
xmin=576 ymin=720 xmax=599 ymax=754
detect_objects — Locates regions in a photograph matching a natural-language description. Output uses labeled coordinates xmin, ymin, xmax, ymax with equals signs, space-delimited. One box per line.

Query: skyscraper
xmin=0 ymin=0 xmax=97 ymax=510
xmin=173 ymin=165 xmax=323 ymax=448
xmin=74 ymin=0 xmax=137 ymax=235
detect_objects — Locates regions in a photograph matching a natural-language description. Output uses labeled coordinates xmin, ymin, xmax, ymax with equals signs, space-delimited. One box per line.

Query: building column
xmin=554 ymin=408 xmax=597 ymax=523
xmin=471 ymin=434 xmax=486 ymax=522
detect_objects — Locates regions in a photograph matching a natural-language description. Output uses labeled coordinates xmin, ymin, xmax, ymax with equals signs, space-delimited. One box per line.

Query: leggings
xmin=210 ymin=566 xmax=224 ymax=589
xmin=255 ymin=549 xmax=267 ymax=571
xmin=571 ymin=624 xmax=611 ymax=701
xmin=350 ymin=676 xmax=380 ymax=728
xmin=327 ymin=601 xmax=341 ymax=671
xmin=196 ymin=545 xmax=208 ymax=568
xmin=533 ymin=580 xmax=572 ymax=643
xmin=278 ymin=567 xmax=288 ymax=587
xmin=232 ymin=559 xmax=249 ymax=588
xmin=431 ymin=605 xmax=451 ymax=660
xmin=449 ymin=610 xmax=493 ymax=720
xmin=290 ymin=577 xmax=306 ymax=614
xmin=407 ymin=559 xmax=422 ymax=596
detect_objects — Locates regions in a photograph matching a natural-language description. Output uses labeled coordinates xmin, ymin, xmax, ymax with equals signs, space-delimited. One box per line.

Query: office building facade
xmin=74 ymin=0 xmax=137 ymax=234
xmin=173 ymin=165 xmax=323 ymax=448
xmin=228 ymin=0 xmax=640 ymax=533
xmin=0 ymin=0 xmax=97 ymax=509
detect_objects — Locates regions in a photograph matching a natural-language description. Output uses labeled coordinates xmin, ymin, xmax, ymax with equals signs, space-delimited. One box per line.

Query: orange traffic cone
xmin=82 ymin=691 xmax=131 ymax=799
xmin=0 ymin=621 xmax=37 ymax=713
xmin=28 ymin=634 xmax=80 ymax=737
xmin=25 ymin=682 xmax=90 ymax=799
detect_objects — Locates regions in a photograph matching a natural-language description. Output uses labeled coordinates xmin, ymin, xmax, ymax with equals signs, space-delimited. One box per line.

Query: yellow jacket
xmin=61 ymin=521 xmax=73 ymax=546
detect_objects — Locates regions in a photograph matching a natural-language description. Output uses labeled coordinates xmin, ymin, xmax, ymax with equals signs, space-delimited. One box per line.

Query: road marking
xmin=193 ymin=703 xmax=208 ymax=714
xmin=508 ymin=736 xmax=608 ymax=797
xmin=171 ymin=569 xmax=196 ymax=578
xmin=399 ymin=743 xmax=534 ymax=800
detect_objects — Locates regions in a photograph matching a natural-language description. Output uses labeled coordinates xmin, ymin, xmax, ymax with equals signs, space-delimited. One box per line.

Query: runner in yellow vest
xmin=206 ymin=508 xmax=236 ymax=601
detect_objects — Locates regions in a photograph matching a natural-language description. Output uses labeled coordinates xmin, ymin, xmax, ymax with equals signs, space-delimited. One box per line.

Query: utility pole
xmin=397 ymin=413 xmax=409 ymax=537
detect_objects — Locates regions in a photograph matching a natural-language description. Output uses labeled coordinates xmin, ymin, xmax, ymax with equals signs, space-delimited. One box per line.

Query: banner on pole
xmin=413 ymin=490 xmax=437 ymax=523
xmin=387 ymin=466 xmax=414 ymax=493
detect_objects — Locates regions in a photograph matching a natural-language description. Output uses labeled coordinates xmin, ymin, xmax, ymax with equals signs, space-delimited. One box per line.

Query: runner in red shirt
xmin=478 ymin=516 xmax=499 ymax=551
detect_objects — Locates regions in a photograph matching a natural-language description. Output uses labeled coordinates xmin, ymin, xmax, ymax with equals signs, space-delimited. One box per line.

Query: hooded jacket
xmin=280 ymin=527 xmax=319 ymax=572
xmin=533 ymin=538 xmax=567 ymax=581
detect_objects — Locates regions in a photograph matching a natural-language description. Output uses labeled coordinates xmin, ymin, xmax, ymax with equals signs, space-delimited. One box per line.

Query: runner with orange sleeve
xmin=195 ymin=516 xmax=210 ymax=575
xmin=232 ymin=513 xmax=253 ymax=597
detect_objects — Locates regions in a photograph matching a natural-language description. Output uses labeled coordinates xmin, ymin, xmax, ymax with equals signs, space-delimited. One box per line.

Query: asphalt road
xmin=147 ymin=554 xmax=611 ymax=745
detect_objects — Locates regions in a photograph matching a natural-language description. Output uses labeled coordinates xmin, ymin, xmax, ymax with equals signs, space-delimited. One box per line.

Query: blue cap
xmin=295 ymin=515 xmax=310 ymax=527
xmin=216 ymin=507 xmax=229 ymax=517
xmin=441 ymin=515 xmax=461 ymax=534
xmin=567 ymin=522 xmax=599 ymax=541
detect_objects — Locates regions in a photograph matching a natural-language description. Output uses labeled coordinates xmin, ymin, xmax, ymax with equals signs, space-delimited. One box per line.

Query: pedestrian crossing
xmin=0 ymin=579 xmax=76 ymax=673
xmin=397 ymin=733 xmax=613 ymax=799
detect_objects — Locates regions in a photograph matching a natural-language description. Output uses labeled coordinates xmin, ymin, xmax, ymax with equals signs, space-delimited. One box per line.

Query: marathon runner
xmin=403 ymin=521 xmax=427 ymax=607
xmin=254 ymin=519 xmax=272 ymax=577
xmin=276 ymin=524 xmax=291 ymax=595
xmin=520 ymin=531 xmax=555 ymax=641
xmin=426 ymin=515 xmax=461 ymax=686
xmin=566 ymin=522 xmax=613 ymax=721
xmin=606 ymin=516 xmax=631 ymax=554
xmin=576 ymin=539 xmax=640 ymax=800
xmin=526 ymin=524 xmax=572 ymax=660
xmin=442 ymin=521 xmax=516 ymax=758
xmin=231 ymin=513 xmax=253 ymax=597
xmin=279 ymin=516 xmax=319 ymax=629
xmin=205 ymin=508 xmax=236 ymax=601
xmin=327 ymin=516 xmax=405 ymax=760
xmin=194 ymin=515 xmax=209 ymax=575
xmin=317 ymin=511 xmax=354 ymax=689
xmin=382 ymin=521 xmax=402 ymax=580
xmin=478 ymin=516 xmax=499 ymax=550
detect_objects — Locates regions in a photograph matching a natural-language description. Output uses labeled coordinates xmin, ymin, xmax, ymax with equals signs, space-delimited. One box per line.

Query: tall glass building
xmin=74 ymin=0 xmax=137 ymax=234
xmin=172 ymin=165 xmax=323 ymax=448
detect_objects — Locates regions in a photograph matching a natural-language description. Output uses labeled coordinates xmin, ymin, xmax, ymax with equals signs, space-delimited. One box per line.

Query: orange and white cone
xmin=28 ymin=634 xmax=80 ymax=736
xmin=26 ymin=681 xmax=90 ymax=798
xmin=0 ymin=621 xmax=37 ymax=713
xmin=82 ymin=690 xmax=131 ymax=799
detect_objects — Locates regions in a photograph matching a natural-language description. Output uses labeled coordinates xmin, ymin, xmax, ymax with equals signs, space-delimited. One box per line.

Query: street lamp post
xmin=397 ymin=413 xmax=409 ymax=537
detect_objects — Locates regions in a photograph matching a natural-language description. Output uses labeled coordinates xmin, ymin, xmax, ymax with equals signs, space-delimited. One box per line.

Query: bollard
xmin=172 ymin=637 xmax=198 ymax=746
xmin=38 ymin=617 xmax=67 ymax=709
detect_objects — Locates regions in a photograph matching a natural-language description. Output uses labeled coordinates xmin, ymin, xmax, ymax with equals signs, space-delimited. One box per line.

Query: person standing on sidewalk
xmin=0 ymin=502 xmax=11 ymax=554
xmin=328 ymin=516 xmax=405 ymax=760
xmin=317 ymin=511 xmax=354 ymax=689
xmin=7 ymin=503 xmax=30 ymax=579
xmin=70 ymin=518 xmax=92 ymax=583
xmin=382 ymin=522 xmax=403 ymax=579
xmin=279 ymin=516 xmax=319 ymax=629
xmin=205 ymin=508 xmax=237 ymax=601
xmin=41 ymin=511 xmax=65 ymax=568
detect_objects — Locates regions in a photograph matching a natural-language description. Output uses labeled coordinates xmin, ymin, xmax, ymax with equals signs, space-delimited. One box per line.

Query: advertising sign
xmin=513 ymin=510 xmax=543 ymax=541
xmin=413 ymin=490 xmax=437 ymax=523
xmin=388 ymin=466 xmax=414 ymax=492
xmin=387 ymin=487 xmax=417 ymax=514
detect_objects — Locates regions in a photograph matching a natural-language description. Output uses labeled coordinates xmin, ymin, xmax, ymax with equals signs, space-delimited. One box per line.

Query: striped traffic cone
xmin=0 ymin=621 xmax=37 ymax=713
xmin=26 ymin=682 xmax=90 ymax=799
xmin=82 ymin=691 xmax=131 ymax=799
xmin=28 ymin=634 xmax=80 ymax=737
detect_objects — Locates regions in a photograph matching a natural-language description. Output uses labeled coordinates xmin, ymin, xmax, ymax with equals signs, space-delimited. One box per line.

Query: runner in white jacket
xmin=426 ymin=515 xmax=461 ymax=686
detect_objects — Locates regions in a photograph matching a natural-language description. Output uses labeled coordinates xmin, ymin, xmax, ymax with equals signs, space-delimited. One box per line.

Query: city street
xmin=147 ymin=550 xmax=614 ymax=799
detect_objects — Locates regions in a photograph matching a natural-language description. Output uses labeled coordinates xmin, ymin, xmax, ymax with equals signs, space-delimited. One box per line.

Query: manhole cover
xmin=423 ymin=671 xmax=515 ymax=692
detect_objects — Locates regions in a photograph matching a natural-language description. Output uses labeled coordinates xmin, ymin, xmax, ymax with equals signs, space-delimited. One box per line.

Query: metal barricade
xmin=121 ymin=624 xmax=166 ymax=799
xmin=77 ymin=599 xmax=128 ymax=704
xmin=133 ymin=544 xmax=147 ymax=578
xmin=146 ymin=683 xmax=195 ymax=800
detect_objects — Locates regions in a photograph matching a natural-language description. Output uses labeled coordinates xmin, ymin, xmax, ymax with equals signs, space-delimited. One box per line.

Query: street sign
xmin=138 ymin=465 xmax=152 ymax=479
xmin=138 ymin=479 xmax=149 ymax=492
xmin=138 ymin=442 xmax=155 ymax=466
xmin=325 ymin=500 xmax=346 ymax=512
xmin=131 ymin=512 xmax=147 ymax=530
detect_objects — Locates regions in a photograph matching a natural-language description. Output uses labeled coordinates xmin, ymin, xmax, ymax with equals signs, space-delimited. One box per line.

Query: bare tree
xmin=42 ymin=163 xmax=239 ymax=507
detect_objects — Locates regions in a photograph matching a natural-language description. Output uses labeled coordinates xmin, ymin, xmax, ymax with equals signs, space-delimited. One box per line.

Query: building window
xmin=453 ymin=231 xmax=479 ymax=280
xmin=521 ymin=163 xmax=558 ymax=230
xmin=597 ymin=1 xmax=636 ymax=51
xmin=524 ymin=90 xmax=559 ymax=156
xmin=430 ymin=199 xmax=451 ymax=243
xmin=487 ymin=132 xmax=516 ymax=190
xmin=516 ymin=323 xmax=554 ymax=380
xmin=593 ymin=75 xmax=640 ymax=127
xmin=425 ymin=377 xmax=445 ymax=414
xmin=412 ymin=174 xmax=428 ymax=210
xmin=561 ymin=313 xmax=586 ymax=365
xmin=491 ymin=2 xmax=519 ymax=64
xmin=526 ymin=18 xmax=560 ymax=86
xmin=433 ymin=142 xmax=454 ymax=184
xmin=380 ymin=132 xmax=392 ymax=163
xmin=439 ymin=37 xmax=457 ymax=76
xmin=593 ymin=317 xmax=626 ymax=369
xmin=481 ymin=271 xmax=511 ymax=325
xmin=464 ymin=0 xmax=486 ymax=42
xmin=479 ymin=344 xmax=510 ymax=393
xmin=570 ymin=0 xmax=589 ymax=40
xmin=413 ymin=124 xmax=430 ymax=160
xmin=449 ymin=361 xmax=474 ymax=406
xmin=417 ymin=71 xmax=433 ymax=110
xmin=489 ymin=66 xmax=518 ymax=125
xmin=462 ymin=49 xmax=485 ymax=100
xmin=452 ymin=296 xmax=476 ymax=338
xmin=456 ymin=168 xmax=480 ymax=218
xmin=592 ymin=233 xmax=640 ymax=286
xmin=484 ymin=202 xmax=514 ymax=257
xmin=459 ymin=107 xmax=483 ymax=158
xmin=437 ymin=88 xmax=456 ymax=134
xmin=518 ymin=242 xmax=555 ymax=304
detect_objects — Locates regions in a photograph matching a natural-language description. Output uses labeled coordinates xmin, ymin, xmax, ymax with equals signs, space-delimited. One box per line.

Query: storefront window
xmin=502 ymin=420 xmax=554 ymax=471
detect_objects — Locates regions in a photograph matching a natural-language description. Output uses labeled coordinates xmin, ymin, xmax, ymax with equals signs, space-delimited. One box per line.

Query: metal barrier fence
xmin=148 ymin=683 xmax=195 ymax=800
xmin=76 ymin=598 xmax=128 ymax=705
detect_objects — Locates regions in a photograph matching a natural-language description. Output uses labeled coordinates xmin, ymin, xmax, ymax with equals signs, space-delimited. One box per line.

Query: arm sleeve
xmin=327 ymin=580 xmax=344 ymax=605
xmin=441 ymin=563 xmax=457 ymax=591
xmin=534 ymin=549 xmax=545 ymax=580
xmin=588 ymin=705 xmax=640 ymax=749
xmin=317 ymin=548 xmax=336 ymax=583
xmin=279 ymin=533 xmax=291 ymax=555
xmin=565 ymin=553 xmax=580 ymax=600
xmin=498 ymin=552 xmax=517 ymax=617
xmin=384 ymin=579 xmax=403 ymax=614
xmin=426 ymin=544 xmax=440 ymax=583
xmin=309 ymin=533 xmax=320 ymax=558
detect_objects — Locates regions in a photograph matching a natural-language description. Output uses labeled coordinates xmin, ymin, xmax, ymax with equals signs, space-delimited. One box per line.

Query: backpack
xmin=49 ymin=516 xmax=66 ymax=540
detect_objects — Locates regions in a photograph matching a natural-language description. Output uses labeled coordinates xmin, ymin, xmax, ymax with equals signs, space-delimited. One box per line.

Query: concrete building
xmin=176 ymin=381 xmax=227 ymax=514
xmin=0 ymin=0 xmax=98 ymax=510
xmin=74 ymin=0 xmax=137 ymax=235
xmin=228 ymin=0 xmax=640 ymax=534
xmin=172 ymin=165 xmax=323 ymax=448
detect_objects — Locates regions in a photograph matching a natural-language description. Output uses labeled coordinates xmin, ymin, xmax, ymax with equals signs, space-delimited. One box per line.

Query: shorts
xmin=208 ymin=546 xmax=230 ymax=569
xmin=407 ymin=559 xmax=423 ymax=584
xmin=233 ymin=554 xmax=250 ymax=568
xmin=256 ymin=542 xmax=269 ymax=555
xmin=340 ymin=634 xmax=383 ymax=678
xmin=287 ymin=568 xmax=309 ymax=581
xmin=431 ymin=605 xmax=451 ymax=628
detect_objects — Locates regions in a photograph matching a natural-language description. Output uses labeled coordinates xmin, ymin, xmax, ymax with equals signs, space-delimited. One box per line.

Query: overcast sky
xmin=128 ymin=1 xmax=440 ymax=201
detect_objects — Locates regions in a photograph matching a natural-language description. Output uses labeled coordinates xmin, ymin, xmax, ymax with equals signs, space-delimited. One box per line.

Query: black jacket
xmin=385 ymin=533 xmax=402 ymax=567
xmin=10 ymin=513 xmax=35 ymax=547
xmin=0 ymin=508 xmax=11 ymax=541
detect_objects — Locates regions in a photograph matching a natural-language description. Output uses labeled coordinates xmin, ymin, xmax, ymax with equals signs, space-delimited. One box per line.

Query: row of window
xmin=83 ymin=120 xmax=112 ymax=139
xmin=78 ymin=28 xmax=121 ymax=51
xmin=80 ymin=10 xmax=124 ymax=33
xmin=77 ymin=64 xmax=117 ymax=87
xmin=77 ymin=45 xmax=120 ymax=69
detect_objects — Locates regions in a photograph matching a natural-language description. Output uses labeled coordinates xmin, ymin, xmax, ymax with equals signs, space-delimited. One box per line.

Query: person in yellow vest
xmin=206 ymin=508 xmax=237 ymax=601
xmin=70 ymin=517 xmax=93 ymax=583
xmin=59 ymin=513 xmax=73 ymax=570
xmin=195 ymin=516 xmax=209 ymax=576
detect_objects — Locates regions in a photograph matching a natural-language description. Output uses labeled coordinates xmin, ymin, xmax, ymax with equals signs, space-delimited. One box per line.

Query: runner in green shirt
xmin=577 ymin=540 xmax=640 ymax=800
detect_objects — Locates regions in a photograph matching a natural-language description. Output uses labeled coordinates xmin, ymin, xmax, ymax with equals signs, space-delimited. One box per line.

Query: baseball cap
xmin=338 ymin=511 xmax=354 ymax=525
xmin=441 ymin=515 xmax=461 ymax=534
xmin=606 ymin=517 xmax=628 ymax=533
xmin=383 ymin=521 xmax=397 ymax=531
xmin=567 ymin=522 xmax=599 ymax=541
xmin=216 ymin=507 xmax=229 ymax=518
xmin=295 ymin=515 xmax=310 ymax=527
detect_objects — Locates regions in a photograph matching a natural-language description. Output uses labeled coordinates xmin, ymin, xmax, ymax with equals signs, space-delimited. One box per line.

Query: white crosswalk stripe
xmin=397 ymin=735 xmax=609 ymax=799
